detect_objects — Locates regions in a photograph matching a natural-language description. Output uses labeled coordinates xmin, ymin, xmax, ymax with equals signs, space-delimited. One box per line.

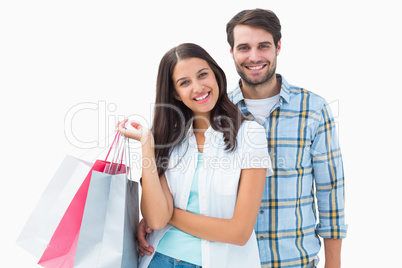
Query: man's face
xmin=231 ymin=25 xmax=281 ymax=87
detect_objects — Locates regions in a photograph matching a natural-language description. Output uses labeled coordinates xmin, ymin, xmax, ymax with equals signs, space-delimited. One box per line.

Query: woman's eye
xmin=180 ymin=80 xmax=189 ymax=86
xmin=199 ymin=72 xmax=208 ymax=78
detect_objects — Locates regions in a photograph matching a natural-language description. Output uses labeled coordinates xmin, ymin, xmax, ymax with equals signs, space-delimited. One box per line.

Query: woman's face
xmin=172 ymin=57 xmax=219 ymax=118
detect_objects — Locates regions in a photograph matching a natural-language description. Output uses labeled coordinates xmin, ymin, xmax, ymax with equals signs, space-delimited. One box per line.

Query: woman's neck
xmin=192 ymin=114 xmax=210 ymax=133
xmin=193 ymin=116 xmax=210 ymax=153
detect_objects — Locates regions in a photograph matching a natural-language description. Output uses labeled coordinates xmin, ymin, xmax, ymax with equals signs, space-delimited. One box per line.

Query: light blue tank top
xmin=156 ymin=152 xmax=203 ymax=265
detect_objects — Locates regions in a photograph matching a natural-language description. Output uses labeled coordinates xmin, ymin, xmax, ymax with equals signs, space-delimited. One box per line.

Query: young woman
xmin=118 ymin=43 xmax=272 ymax=268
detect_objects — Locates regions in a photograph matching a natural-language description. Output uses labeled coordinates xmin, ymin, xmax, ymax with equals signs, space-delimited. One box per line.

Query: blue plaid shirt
xmin=228 ymin=75 xmax=347 ymax=268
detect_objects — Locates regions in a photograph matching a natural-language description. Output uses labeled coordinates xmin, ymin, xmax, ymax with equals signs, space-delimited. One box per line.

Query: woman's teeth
xmin=195 ymin=92 xmax=209 ymax=101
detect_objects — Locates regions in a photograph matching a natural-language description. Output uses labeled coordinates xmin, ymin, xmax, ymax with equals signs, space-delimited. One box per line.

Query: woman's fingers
xmin=116 ymin=119 xmax=145 ymax=142
xmin=131 ymin=121 xmax=141 ymax=129
xmin=117 ymin=120 xmax=126 ymax=133
xmin=116 ymin=119 xmax=128 ymax=129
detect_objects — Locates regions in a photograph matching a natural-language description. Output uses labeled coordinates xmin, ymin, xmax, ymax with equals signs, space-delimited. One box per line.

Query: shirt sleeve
xmin=311 ymin=101 xmax=348 ymax=239
xmin=239 ymin=121 xmax=273 ymax=177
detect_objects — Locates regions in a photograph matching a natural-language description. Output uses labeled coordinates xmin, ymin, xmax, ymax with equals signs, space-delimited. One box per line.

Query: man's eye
xmin=238 ymin=47 xmax=248 ymax=51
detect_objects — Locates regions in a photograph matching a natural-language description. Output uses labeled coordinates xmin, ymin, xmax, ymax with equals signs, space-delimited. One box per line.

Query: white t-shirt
xmin=245 ymin=94 xmax=280 ymax=124
xmin=139 ymin=120 xmax=273 ymax=268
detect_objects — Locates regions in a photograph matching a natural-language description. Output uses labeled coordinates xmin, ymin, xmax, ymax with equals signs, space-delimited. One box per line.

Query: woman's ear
xmin=174 ymin=92 xmax=182 ymax=101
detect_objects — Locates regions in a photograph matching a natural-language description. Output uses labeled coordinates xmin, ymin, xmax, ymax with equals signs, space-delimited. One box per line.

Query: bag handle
xmin=114 ymin=135 xmax=132 ymax=178
xmin=104 ymin=132 xmax=120 ymax=161
xmin=105 ymin=132 xmax=131 ymax=176
xmin=124 ymin=136 xmax=132 ymax=180
xmin=106 ymin=132 xmax=123 ymax=174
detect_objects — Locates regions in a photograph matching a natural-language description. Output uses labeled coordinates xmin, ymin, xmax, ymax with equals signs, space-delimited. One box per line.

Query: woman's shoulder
xmin=237 ymin=120 xmax=267 ymax=149
xmin=238 ymin=120 xmax=265 ymax=135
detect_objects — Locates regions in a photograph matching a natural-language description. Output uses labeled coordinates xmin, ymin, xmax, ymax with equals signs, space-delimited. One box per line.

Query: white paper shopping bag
xmin=74 ymin=170 xmax=139 ymax=268
xmin=16 ymin=155 xmax=93 ymax=258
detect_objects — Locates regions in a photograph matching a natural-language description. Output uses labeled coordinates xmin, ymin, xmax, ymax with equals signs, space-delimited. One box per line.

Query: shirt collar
xmin=278 ymin=75 xmax=291 ymax=103
xmin=232 ymin=74 xmax=291 ymax=105
xmin=186 ymin=122 xmax=218 ymax=138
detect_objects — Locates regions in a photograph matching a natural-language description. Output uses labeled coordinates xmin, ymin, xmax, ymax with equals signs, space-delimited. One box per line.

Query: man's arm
xmin=324 ymin=238 xmax=342 ymax=268
xmin=311 ymin=102 xmax=347 ymax=266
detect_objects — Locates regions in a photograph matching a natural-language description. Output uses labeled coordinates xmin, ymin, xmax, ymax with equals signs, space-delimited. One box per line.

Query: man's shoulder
xmin=227 ymin=86 xmax=241 ymax=102
xmin=290 ymin=86 xmax=325 ymax=101
xmin=285 ymin=82 xmax=327 ymax=110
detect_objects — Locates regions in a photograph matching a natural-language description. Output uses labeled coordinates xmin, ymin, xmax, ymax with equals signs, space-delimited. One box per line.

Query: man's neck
xmin=241 ymin=75 xmax=281 ymax=100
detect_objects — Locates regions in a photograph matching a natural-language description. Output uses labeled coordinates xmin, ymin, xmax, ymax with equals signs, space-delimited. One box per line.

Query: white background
xmin=1 ymin=0 xmax=401 ymax=267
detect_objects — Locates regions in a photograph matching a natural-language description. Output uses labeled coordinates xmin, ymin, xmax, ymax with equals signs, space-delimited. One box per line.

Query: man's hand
xmin=137 ymin=218 xmax=154 ymax=256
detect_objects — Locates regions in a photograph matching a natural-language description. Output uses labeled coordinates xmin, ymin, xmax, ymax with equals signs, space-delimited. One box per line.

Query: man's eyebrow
xmin=259 ymin=41 xmax=273 ymax=46
xmin=236 ymin=43 xmax=249 ymax=49
xmin=236 ymin=41 xmax=273 ymax=49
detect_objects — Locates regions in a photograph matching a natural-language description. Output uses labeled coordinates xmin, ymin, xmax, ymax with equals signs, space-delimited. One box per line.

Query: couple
xmin=118 ymin=8 xmax=347 ymax=268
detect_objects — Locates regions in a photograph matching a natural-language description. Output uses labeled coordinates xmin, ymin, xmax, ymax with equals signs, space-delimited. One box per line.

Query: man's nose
xmin=248 ymin=48 xmax=260 ymax=62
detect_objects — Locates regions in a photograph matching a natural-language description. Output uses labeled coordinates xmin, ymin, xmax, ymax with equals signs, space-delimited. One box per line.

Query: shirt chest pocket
xmin=212 ymin=169 xmax=241 ymax=196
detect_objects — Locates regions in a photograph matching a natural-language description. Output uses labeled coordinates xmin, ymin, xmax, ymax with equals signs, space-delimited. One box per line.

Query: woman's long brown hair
xmin=152 ymin=43 xmax=246 ymax=176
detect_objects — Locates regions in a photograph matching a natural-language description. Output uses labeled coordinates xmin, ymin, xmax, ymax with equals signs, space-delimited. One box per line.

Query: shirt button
xmin=260 ymin=236 xmax=264 ymax=240
xmin=260 ymin=210 xmax=264 ymax=214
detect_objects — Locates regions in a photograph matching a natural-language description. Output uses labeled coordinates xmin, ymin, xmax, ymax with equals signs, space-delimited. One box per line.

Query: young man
xmin=225 ymin=9 xmax=347 ymax=268
xmin=138 ymin=8 xmax=347 ymax=268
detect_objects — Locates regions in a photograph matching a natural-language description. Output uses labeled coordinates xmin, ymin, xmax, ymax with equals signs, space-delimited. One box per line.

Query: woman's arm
xmin=169 ymin=168 xmax=266 ymax=246
xmin=118 ymin=119 xmax=173 ymax=230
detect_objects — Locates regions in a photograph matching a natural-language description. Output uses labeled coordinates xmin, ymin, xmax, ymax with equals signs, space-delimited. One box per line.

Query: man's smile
xmin=245 ymin=64 xmax=267 ymax=71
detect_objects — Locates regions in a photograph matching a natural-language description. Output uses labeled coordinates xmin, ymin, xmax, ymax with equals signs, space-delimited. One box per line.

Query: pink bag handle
xmin=105 ymin=132 xmax=120 ymax=161
xmin=106 ymin=131 xmax=128 ymax=175
xmin=124 ymin=136 xmax=132 ymax=180
xmin=104 ymin=130 xmax=131 ymax=176
xmin=115 ymin=138 xmax=127 ymax=174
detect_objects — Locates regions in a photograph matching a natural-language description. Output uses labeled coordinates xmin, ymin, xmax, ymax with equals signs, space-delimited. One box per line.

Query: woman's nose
xmin=193 ymin=81 xmax=204 ymax=93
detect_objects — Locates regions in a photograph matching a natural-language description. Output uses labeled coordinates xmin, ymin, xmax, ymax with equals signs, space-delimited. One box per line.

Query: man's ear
xmin=276 ymin=40 xmax=282 ymax=56
xmin=230 ymin=47 xmax=233 ymax=57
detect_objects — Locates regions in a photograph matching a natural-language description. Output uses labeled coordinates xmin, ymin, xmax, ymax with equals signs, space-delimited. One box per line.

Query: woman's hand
xmin=117 ymin=119 xmax=153 ymax=145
